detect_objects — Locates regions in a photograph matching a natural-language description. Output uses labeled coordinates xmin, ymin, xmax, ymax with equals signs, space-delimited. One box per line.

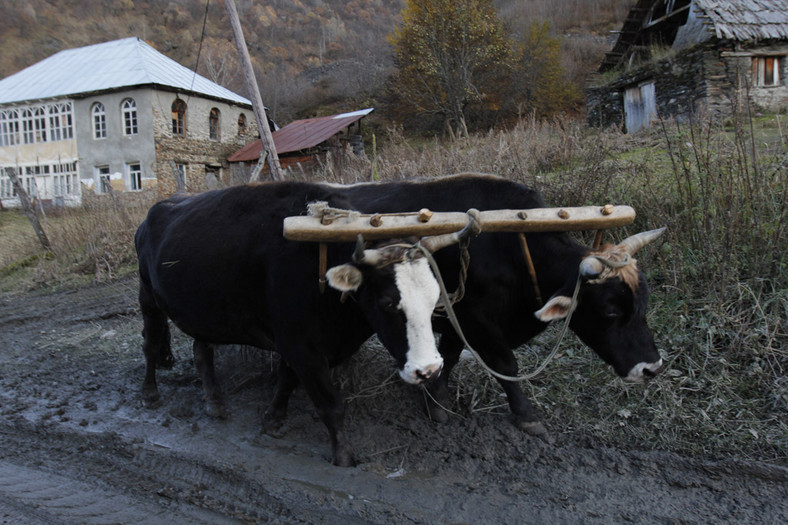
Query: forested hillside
xmin=0 ymin=0 xmax=632 ymax=124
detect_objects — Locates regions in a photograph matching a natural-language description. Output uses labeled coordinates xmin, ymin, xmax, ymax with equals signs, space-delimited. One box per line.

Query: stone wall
xmin=587 ymin=45 xmax=712 ymax=130
xmin=587 ymin=42 xmax=788 ymax=130
xmin=151 ymin=91 xmax=257 ymax=196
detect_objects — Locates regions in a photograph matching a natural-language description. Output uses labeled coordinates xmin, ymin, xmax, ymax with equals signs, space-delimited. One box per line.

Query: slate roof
xmin=0 ymin=37 xmax=251 ymax=106
xmin=229 ymin=108 xmax=374 ymax=162
xmin=698 ymin=0 xmax=788 ymax=40
xmin=600 ymin=0 xmax=788 ymax=72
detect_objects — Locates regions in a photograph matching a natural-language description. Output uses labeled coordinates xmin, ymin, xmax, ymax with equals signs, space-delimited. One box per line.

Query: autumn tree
xmin=507 ymin=21 xmax=580 ymax=117
xmin=389 ymin=0 xmax=512 ymax=136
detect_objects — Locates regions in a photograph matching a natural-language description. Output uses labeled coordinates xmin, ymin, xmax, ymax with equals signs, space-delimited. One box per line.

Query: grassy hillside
xmin=0 ymin=0 xmax=632 ymax=123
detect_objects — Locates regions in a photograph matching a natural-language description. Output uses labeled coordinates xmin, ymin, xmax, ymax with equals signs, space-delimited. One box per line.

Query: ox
xmin=338 ymin=173 xmax=666 ymax=435
xmin=245 ymin=173 xmax=661 ymax=437
xmin=134 ymin=181 xmax=479 ymax=466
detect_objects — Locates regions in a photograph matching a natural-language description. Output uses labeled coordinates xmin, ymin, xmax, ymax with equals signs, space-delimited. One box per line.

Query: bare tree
xmin=4 ymin=167 xmax=51 ymax=251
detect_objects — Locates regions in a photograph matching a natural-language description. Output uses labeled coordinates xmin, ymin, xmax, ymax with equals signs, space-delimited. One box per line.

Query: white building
xmin=0 ymin=37 xmax=256 ymax=207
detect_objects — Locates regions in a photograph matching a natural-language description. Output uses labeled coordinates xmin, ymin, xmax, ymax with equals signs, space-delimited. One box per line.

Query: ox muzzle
xmin=624 ymin=359 xmax=665 ymax=383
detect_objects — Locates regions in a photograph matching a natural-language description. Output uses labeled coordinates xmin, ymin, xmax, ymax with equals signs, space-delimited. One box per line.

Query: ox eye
xmin=379 ymin=296 xmax=399 ymax=313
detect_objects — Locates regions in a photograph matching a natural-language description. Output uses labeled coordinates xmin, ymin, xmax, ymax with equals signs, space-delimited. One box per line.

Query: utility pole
xmin=224 ymin=0 xmax=283 ymax=181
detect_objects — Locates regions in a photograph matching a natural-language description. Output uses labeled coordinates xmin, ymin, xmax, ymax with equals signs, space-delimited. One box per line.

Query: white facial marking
xmin=394 ymin=258 xmax=443 ymax=384
xmin=624 ymin=358 xmax=663 ymax=383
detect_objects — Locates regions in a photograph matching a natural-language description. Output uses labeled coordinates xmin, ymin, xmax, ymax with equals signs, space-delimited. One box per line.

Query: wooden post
xmin=4 ymin=167 xmax=51 ymax=251
xmin=224 ymin=0 xmax=283 ymax=182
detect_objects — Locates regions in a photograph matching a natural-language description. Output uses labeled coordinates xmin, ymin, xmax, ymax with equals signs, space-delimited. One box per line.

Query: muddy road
xmin=1 ymin=276 xmax=786 ymax=523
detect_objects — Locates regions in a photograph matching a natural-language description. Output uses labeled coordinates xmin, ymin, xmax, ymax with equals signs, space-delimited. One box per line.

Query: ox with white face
xmin=393 ymin=257 xmax=443 ymax=383
xmin=326 ymin=251 xmax=444 ymax=385
xmin=326 ymin=211 xmax=480 ymax=387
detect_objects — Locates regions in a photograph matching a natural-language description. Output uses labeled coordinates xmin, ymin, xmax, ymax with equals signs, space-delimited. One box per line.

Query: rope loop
xmin=416 ymin=244 xmax=579 ymax=383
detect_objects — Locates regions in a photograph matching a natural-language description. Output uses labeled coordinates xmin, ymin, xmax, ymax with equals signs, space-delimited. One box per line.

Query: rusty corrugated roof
xmin=229 ymin=108 xmax=373 ymax=162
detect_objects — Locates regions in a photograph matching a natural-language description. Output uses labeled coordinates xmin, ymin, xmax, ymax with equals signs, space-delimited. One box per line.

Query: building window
xmin=23 ymin=165 xmax=48 ymax=197
xmin=237 ymin=113 xmax=246 ymax=136
xmin=127 ymin=162 xmax=142 ymax=191
xmin=33 ymin=107 xmax=47 ymax=143
xmin=48 ymin=102 xmax=73 ymax=142
xmin=209 ymin=108 xmax=220 ymax=141
xmin=53 ymin=162 xmax=77 ymax=196
xmin=172 ymin=99 xmax=186 ymax=135
xmin=0 ymin=171 xmax=15 ymax=198
xmin=92 ymin=103 xmax=107 ymax=139
xmin=96 ymin=165 xmax=111 ymax=194
xmin=21 ymin=109 xmax=34 ymax=144
xmin=0 ymin=109 xmax=20 ymax=146
xmin=122 ymin=98 xmax=138 ymax=135
xmin=175 ymin=163 xmax=186 ymax=189
xmin=753 ymin=56 xmax=782 ymax=87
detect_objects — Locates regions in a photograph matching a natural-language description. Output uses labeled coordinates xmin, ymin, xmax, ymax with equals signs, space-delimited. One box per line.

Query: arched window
xmin=33 ymin=107 xmax=47 ymax=143
xmin=209 ymin=108 xmax=220 ymax=140
xmin=237 ymin=113 xmax=246 ymax=136
xmin=92 ymin=103 xmax=106 ymax=139
xmin=122 ymin=98 xmax=138 ymax=135
xmin=171 ymin=99 xmax=187 ymax=136
xmin=21 ymin=109 xmax=35 ymax=144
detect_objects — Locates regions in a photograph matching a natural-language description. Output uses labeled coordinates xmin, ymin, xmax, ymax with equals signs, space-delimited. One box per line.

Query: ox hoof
xmin=142 ymin=389 xmax=162 ymax=409
xmin=332 ymin=448 xmax=356 ymax=468
xmin=516 ymin=419 xmax=553 ymax=443
xmin=205 ymin=400 xmax=228 ymax=419
xmin=261 ymin=411 xmax=286 ymax=437
xmin=426 ymin=403 xmax=449 ymax=424
xmin=156 ymin=352 xmax=175 ymax=370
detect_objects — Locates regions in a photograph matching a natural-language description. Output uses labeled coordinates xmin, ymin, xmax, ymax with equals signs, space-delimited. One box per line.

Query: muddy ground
xmin=0 ymin=276 xmax=786 ymax=524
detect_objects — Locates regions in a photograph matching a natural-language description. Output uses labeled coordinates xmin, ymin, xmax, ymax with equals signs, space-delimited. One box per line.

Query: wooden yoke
xmin=284 ymin=204 xmax=636 ymax=242
xmin=290 ymin=203 xmax=636 ymax=296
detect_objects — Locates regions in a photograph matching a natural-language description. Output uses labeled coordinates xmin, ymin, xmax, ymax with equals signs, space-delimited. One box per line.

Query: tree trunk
xmin=5 ymin=167 xmax=52 ymax=251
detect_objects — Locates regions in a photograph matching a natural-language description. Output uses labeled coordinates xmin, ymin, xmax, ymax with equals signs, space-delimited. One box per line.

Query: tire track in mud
xmin=0 ymin=420 xmax=276 ymax=523
xmin=0 ymin=419 xmax=375 ymax=524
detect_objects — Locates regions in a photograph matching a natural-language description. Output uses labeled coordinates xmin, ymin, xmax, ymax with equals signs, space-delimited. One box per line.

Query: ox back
xmin=341 ymin=173 xmax=664 ymax=434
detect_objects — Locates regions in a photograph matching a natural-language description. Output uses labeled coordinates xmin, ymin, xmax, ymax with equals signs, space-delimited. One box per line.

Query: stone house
xmin=587 ymin=0 xmax=788 ymax=132
xmin=0 ymin=37 xmax=257 ymax=207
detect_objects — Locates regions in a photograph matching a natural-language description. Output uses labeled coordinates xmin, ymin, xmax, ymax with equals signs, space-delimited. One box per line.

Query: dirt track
xmin=1 ymin=277 xmax=786 ymax=524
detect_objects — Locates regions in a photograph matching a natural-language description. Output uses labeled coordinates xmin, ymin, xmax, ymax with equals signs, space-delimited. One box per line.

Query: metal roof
xmin=0 ymin=37 xmax=251 ymax=106
xmin=229 ymin=108 xmax=374 ymax=162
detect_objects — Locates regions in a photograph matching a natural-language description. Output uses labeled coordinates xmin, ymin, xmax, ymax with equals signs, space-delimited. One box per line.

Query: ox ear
xmin=534 ymin=295 xmax=572 ymax=322
xmin=326 ymin=264 xmax=363 ymax=292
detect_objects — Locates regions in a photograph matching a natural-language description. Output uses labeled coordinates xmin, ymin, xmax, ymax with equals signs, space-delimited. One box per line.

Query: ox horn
xmin=353 ymin=234 xmax=403 ymax=268
xmin=618 ymin=227 xmax=666 ymax=255
xmin=352 ymin=234 xmax=368 ymax=263
xmin=419 ymin=208 xmax=482 ymax=253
